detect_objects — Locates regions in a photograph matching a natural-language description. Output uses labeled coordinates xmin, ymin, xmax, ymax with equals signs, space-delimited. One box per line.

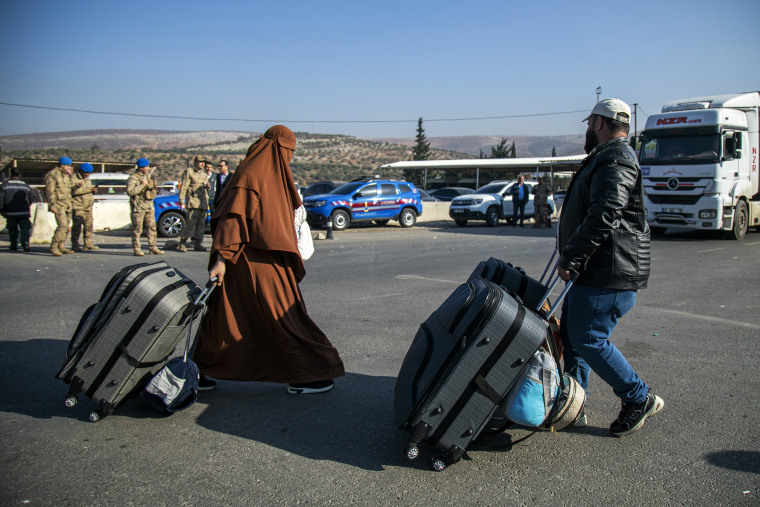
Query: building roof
xmin=379 ymin=155 xmax=586 ymax=171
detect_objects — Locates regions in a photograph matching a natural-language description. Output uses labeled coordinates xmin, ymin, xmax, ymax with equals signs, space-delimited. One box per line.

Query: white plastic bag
xmin=294 ymin=205 xmax=314 ymax=260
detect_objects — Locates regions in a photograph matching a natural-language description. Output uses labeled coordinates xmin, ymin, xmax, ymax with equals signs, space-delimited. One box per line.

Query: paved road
xmin=1 ymin=224 xmax=759 ymax=505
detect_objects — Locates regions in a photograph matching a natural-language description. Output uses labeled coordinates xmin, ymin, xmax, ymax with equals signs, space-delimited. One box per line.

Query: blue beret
xmin=80 ymin=163 xmax=94 ymax=173
xmin=136 ymin=158 xmax=150 ymax=168
xmin=59 ymin=156 xmax=73 ymax=165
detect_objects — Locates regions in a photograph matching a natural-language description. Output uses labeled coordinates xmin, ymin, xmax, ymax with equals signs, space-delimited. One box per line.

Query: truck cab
xmin=638 ymin=92 xmax=760 ymax=239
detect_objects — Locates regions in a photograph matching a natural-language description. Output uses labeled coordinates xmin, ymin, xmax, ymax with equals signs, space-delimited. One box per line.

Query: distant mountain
xmin=0 ymin=129 xmax=584 ymax=158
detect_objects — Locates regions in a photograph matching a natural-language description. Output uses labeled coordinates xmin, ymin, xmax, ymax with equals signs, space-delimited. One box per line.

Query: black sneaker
xmin=610 ymin=392 xmax=664 ymax=436
xmin=287 ymin=380 xmax=334 ymax=394
xmin=197 ymin=374 xmax=217 ymax=391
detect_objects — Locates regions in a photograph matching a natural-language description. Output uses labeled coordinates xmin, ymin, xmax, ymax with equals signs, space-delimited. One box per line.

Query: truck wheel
xmin=158 ymin=211 xmax=185 ymax=238
xmin=399 ymin=208 xmax=417 ymax=228
xmin=725 ymin=200 xmax=748 ymax=240
xmin=454 ymin=219 xmax=468 ymax=226
xmin=485 ymin=207 xmax=500 ymax=227
xmin=331 ymin=210 xmax=350 ymax=231
xmin=650 ymin=226 xmax=667 ymax=237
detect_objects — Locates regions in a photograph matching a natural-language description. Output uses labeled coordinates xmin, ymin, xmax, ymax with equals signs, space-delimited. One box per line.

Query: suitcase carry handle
xmin=182 ymin=277 xmax=217 ymax=361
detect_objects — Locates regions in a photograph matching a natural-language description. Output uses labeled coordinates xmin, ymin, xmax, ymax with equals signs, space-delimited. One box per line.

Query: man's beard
xmin=584 ymin=128 xmax=599 ymax=154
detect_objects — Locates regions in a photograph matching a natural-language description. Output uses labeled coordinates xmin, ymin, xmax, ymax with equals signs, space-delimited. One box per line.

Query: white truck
xmin=638 ymin=92 xmax=760 ymax=240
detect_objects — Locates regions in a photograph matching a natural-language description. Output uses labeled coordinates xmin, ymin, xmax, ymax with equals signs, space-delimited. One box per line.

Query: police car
xmin=303 ymin=177 xmax=423 ymax=231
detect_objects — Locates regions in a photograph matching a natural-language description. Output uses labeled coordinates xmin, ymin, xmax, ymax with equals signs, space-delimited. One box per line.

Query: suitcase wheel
xmin=88 ymin=410 xmax=101 ymax=423
xmin=431 ymin=456 xmax=447 ymax=472
xmin=64 ymin=396 xmax=78 ymax=408
xmin=404 ymin=444 xmax=420 ymax=461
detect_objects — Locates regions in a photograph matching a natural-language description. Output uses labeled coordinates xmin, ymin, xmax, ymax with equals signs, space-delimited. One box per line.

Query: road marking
xmin=695 ymin=247 xmax=724 ymax=253
xmin=743 ymin=241 xmax=760 ymax=246
xmin=638 ymin=306 xmax=760 ymax=330
xmin=396 ymin=274 xmax=459 ymax=284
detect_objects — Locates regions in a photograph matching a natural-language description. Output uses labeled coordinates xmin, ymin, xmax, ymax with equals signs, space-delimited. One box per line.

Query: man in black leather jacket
xmin=556 ymin=98 xmax=663 ymax=436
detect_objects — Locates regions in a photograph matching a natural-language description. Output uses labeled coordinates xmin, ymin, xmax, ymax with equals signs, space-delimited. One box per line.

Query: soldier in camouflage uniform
xmin=177 ymin=155 xmax=210 ymax=252
xmin=126 ymin=158 xmax=164 ymax=256
xmin=44 ymin=156 xmax=74 ymax=256
xmin=70 ymin=162 xmax=99 ymax=251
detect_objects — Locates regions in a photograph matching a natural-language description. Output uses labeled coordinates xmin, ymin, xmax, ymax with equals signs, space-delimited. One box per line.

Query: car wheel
xmin=454 ymin=219 xmax=468 ymax=226
xmin=331 ymin=209 xmax=350 ymax=231
xmin=485 ymin=206 xmax=500 ymax=227
xmin=158 ymin=211 xmax=185 ymax=238
xmin=374 ymin=220 xmax=390 ymax=226
xmin=399 ymin=208 xmax=417 ymax=228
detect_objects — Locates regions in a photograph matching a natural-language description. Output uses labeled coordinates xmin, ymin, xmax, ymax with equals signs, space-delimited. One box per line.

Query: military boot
xmin=49 ymin=242 xmax=62 ymax=256
xmin=194 ymin=241 xmax=207 ymax=252
xmin=83 ymin=241 xmax=100 ymax=251
xmin=134 ymin=249 xmax=145 ymax=256
xmin=177 ymin=238 xmax=188 ymax=253
xmin=149 ymin=246 xmax=164 ymax=255
xmin=59 ymin=242 xmax=74 ymax=254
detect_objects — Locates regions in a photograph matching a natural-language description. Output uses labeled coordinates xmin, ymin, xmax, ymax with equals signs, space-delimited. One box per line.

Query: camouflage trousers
xmin=132 ymin=210 xmax=157 ymax=250
xmin=52 ymin=209 xmax=72 ymax=243
xmin=180 ymin=208 xmax=206 ymax=244
xmin=72 ymin=209 xmax=94 ymax=244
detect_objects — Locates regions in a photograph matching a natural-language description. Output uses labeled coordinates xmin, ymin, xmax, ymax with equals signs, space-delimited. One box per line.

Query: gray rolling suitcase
xmin=394 ymin=271 xmax=573 ymax=471
xmin=56 ymin=261 xmax=205 ymax=422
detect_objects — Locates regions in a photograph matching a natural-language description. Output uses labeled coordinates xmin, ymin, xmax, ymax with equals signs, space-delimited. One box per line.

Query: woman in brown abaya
xmin=193 ymin=125 xmax=345 ymax=394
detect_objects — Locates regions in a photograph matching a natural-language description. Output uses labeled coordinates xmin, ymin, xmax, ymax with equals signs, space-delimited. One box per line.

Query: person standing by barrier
xmin=127 ymin=158 xmax=163 ymax=256
xmin=509 ymin=174 xmax=531 ymax=227
xmin=44 ymin=156 xmax=74 ymax=256
xmin=177 ymin=155 xmax=210 ymax=252
xmin=556 ymin=98 xmax=661 ymax=436
xmin=531 ymin=176 xmax=552 ymax=229
xmin=212 ymin=159 xmax=231 ymax=212
xmin=0 ymin=167 xmax=33 ymax=252
xmin=70 ymin=163 xmax=99 ymax=251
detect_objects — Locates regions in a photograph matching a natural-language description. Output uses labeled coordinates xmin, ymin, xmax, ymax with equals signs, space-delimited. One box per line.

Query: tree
xmin=489 ymin=138 xmax=516 ymax=158
xmin=411 ymin=117 xmax=430 ymax=161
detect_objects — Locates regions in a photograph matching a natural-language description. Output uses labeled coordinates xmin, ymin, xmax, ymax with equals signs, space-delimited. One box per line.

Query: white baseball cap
xmin=583 ymin=98 xmax=631 ymax=124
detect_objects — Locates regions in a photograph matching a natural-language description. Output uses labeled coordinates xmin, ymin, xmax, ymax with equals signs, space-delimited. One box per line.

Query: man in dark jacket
xmin=212 ymin=159 xmax=231 ymax=210
xmin=557 ymin=98 xmax=663 ymax=436
xmin=0 ymin=168 xmax=33 ymax=251
xmin=509 ymin=174 xmax=531 ymax=226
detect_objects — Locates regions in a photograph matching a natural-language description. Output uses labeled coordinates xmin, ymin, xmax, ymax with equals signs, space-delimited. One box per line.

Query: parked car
xmin=448 ymin=180 xmax=554 ymax=226
xmin=417 ymin=189 xmax=440 ymax=202
xmin=303 ymin=177 xmax=423 ymax=231
xmin=429 ymin=187 xmax=474 ymax=201
xmin=302 ymin=180 xmax=346 ymax=198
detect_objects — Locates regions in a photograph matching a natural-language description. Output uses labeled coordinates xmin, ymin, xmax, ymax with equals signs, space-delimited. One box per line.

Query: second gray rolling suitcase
xmin=56 ymin=261 xmax=205 ymax=422
xmin=467 ymin=257 xmax=547 ymax=310
xmin=395 ymin=276 xmax=571 ymax=471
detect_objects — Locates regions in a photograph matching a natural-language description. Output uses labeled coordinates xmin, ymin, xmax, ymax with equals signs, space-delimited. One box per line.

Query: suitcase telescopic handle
xmin=537 ymin=269 xmax=578 ymax=318
xmin=538 ymin=248 xmax=558 ymax=285
xmin=182 ymin=277 xmax=217 ymax=361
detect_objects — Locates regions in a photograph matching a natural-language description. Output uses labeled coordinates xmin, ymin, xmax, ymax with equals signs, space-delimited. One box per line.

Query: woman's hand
xmin=209 ymin=259 xmax=226 ymax=286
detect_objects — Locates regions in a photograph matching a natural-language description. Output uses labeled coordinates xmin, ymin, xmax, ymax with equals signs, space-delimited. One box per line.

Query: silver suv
xmin=448 ymin=179 xmax=554 ymax=226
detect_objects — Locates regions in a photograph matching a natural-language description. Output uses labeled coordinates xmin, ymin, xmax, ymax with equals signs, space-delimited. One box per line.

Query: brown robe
xmin=193 ymin=126 xmax=345 ymax=383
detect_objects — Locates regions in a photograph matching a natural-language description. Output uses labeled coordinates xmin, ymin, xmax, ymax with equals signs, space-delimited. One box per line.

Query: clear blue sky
xmin=1 ymin=0 xmax=758 ymax=140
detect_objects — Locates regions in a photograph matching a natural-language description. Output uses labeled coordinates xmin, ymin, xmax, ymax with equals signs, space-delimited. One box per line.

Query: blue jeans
xmin=512 ymin=200 xmax=526 ymax=225
xmin=560 ymin=285 xmax=648 ymax=404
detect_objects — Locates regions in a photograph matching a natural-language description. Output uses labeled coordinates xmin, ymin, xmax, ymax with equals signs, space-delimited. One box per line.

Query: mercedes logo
xmin=667 ymin=177 xmax=679 ymax=190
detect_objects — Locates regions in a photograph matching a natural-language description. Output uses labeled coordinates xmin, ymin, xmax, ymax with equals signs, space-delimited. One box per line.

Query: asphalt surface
xmin=1 ymin=223 xmax=759 ymax=506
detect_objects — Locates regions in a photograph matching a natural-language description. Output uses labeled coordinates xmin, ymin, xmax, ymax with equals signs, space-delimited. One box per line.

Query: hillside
xmin=0 ymin=129 xmax=584 ymax=185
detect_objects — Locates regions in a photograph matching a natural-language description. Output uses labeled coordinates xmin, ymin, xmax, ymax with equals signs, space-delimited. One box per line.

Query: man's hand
xmin=557 ymin=266 xmax=571 ymax=281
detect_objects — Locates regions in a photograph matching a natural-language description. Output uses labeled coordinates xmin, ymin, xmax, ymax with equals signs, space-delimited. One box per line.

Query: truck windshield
xmin=638 ymin=133 xmax=720 ymax=165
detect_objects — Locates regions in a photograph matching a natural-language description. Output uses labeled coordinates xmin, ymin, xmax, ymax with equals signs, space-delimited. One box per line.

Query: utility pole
xmin=633 ymin=103 xmax=638 ymax=136
xmin=596 ymin=86 xmax=602 ymax=103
